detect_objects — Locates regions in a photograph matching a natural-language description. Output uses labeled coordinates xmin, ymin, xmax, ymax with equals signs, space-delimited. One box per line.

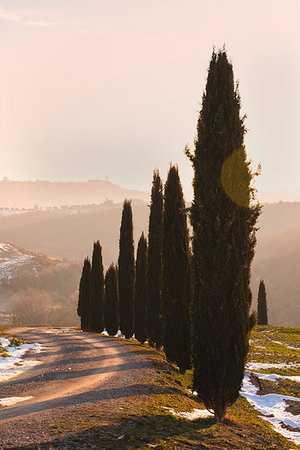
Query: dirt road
xmin=0 ymin=327 xmax=151 ymax=448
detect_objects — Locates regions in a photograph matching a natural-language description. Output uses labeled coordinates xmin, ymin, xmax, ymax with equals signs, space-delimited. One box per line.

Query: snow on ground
xmin=248 ymin=371 xmax=300 ymax=383
xmin=0 ymin=396 xmax=33 ymax=407
xmin=241 ymin=373 xmax=300 ymax=445
xmin=262 ymin=334 xmax=300 ymax=351
xmin=163 ymin=406 xmax=214 ymax=420
xmin=247 ymin=362 xmax=300 ymax=371
xmin=0 ymin=243 xmax=34 ymax=280
xmin=0 ymin=337 xmax=44 ymax=382
xmin=44 ymin=328 xmax=78 ymax=334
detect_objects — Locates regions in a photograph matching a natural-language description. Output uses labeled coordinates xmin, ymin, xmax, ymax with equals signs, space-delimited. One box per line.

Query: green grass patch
xmin=8 ymin=336 xmax=25 ymax=347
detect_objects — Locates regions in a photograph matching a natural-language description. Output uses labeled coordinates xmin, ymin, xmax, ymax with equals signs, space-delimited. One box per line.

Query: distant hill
xmin=0 ymin=201 xmax=149 ymax=264
xmin=251 ymin=202 xmax=300 ymax=327
xmin=0 ymin=178 xmax=149 ymax=208
xmin=0 ymin=242 xmax=81 ymax=326
xmin=0 ymin=201 xmax=299 ymax=327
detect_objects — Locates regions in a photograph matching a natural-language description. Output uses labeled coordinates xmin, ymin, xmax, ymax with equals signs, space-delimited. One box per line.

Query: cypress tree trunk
xmin=162 ymin=165 xmax=191 ymax=374
xmin=257 ymin=280 xmax=268 ymax=325
xmin=147 ymin=170 xmax=163 ymax=348
xmin=104 ymin=264 xmax=119 ymax=336
xmin=186 ymin=49 xmax=260 ymax=421
xmin=77 ymin=257 xmax=91 ymax=331
xmin=134 ymin=232 xmax=148 ymax=344
xmin=118 ymin=199 xmax=135 ymax=339
xmin=90 ymin=241 xmax=105 ymax=333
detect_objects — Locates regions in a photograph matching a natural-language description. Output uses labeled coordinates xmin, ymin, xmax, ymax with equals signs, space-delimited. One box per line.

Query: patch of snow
xmin=272 ymin=340 xmax=286 ymax=346
xmin=0 ymin=396 xmax=33 ymax=407
xmin=0 ymin=337 xmax=44 ymax=382
xmin=241 ymin=374 xmax=300 ymax=445
xmin=163 ymin=406 xmax=214 ymax=420
xmin=247 ymin=362 xmax=299 ymax=370
xmin=44 ymin=328 xmax=74 ymax=334
xmin=286 ymin=345 xmax=300 ymax=351
xmin=0 ymin=243 xmax=34 ymax=279
xmin=264 ymin=336 xmax=299 ymax=351
xmin=186 ymin=389 xmax=198 ymax=396
xmin=248 ymin=371 xmax=300 ymax=383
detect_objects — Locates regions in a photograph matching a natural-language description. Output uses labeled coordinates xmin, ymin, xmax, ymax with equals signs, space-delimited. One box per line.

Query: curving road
xmin=0 ymin=327 xmax=148 ymax=447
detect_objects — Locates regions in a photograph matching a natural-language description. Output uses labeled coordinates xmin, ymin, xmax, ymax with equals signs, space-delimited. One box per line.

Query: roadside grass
xmin=35 ymin=327 xmax=299 ymax=449
xmin=0 ymin=328 xmax=25 ymax=357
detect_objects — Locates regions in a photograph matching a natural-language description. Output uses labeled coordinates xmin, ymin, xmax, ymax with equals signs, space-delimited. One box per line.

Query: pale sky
xmin=0 ymin=0 xmax=299 ymax=202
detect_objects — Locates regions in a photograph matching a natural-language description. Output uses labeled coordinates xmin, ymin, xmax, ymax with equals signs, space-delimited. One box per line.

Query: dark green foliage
xmin=162 ymin=165 xmax=191 ymax=374
xmin=147 ymin=170 xmax=163 ymax=348
xmin=118 ymin=199 xmax=135 ymax=339
xmin=257 ymin=280 xmax=268 ymax=325
xmin=134 ymin=232 xmax=148 ymax=344
xmin=77 ymin=257 xmax=91 ymax=331
xmin=89 ymin=241 xmax=105 ymax=333
xmin=186 ymin=49 xmax=260 ymax=421
xmin=104 ymin=264 xmax=119 ymax=336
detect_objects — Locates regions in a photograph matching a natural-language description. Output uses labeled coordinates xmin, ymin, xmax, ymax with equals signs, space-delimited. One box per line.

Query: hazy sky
xmin=0 ymin=0 xmax=299 ymax=201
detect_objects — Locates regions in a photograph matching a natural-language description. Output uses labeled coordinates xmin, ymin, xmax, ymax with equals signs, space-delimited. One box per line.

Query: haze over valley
xmin=0 ymin=185 xmax=299 ymax=327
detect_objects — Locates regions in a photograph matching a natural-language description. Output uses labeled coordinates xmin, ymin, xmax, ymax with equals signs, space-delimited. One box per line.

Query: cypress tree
xmin=77 ymin=257 xmax=91 ymax=331
xmin=134 ymin=232 xmax=148 ymax=344
xmin=104 ymin=264 xmax=119 ymax=336
xmin=257 ymin=280 xmax=268 ymax=325
xmin=162 ymin=165 xmax=191 ymax=373
xmin=118 ymin=199 xmax=135 ymax=339
xmin=186 ymin=49 xmax=260 ymax=421
xmin=147 ymin=170 xmax=163 ymax=348
xmin=90 ymin=241 xmax=105 ymax=332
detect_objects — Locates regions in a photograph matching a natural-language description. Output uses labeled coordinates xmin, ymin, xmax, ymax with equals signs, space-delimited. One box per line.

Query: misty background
xmin=0 ymin=179 xmax=299 ymax=327
xmin=0 ymin=2 xmax=299 ymax=327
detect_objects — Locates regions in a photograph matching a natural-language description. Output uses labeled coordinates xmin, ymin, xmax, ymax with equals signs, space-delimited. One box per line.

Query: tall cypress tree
xmin=134 ymin=232 xmax=148 ymax=344
xmin=77 ymin=257 xmax=91 ymax=331
xmin=257 ymin=280 xmax=268 ymax=325
xmin=118 ymin=199 xmax=135 ymax=339
xmin=104 ymin=264 xmax=119 ymax=336
xmin=186 ymin=49 xmax=260 ymax=421
xmin=147 ymin=170 xmax=163 ymax=348
xmin=162 ymin=165 xmax=191 ymax=373
xmin=90 ymin=241 xmax=105 ymax=333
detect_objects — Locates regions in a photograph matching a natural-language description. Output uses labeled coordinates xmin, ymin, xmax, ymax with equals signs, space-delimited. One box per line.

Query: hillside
xmin=0 ymin=178 xmax=149 ymax=208
xmin=251 ymin=202 xmax=300 ymax=327
xmin=0 ymin=243 xmax=81 ymax=326
xmin=0 ymin=201 xmax=299 ymax=326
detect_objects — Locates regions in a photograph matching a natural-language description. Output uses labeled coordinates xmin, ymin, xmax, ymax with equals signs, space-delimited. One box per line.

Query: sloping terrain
xmin=0 ymin=326 xmax=298 ymax=449
xmin=0 ymin=201 xmax=299 ymax=325
xmin=0 ymin=243 xmax=35 ymax=281
xmin=0 ymin=243 xmax=81 ymax=326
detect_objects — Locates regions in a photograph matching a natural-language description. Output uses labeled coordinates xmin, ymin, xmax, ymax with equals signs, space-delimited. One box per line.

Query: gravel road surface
xmin=0 ymin=327 xmax=151 ymax=448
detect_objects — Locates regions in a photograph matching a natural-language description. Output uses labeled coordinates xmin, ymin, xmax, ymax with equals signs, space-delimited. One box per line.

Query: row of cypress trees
xmin=78 ymin=48 xmax=261 ymax=422
xmin=77 ymin=242 xmax=119 ymax=335
xmin=77 ymin=164 xmax=191 ymax=374
xmin=118 ymin=166 xmax=191 ymax=375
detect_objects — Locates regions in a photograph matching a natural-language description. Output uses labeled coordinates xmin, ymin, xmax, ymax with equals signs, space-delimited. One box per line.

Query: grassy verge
xmin=0 ymin=328 xmax=25 ymax=356
xmin=33 ymin=328 xmax=299 ymax=449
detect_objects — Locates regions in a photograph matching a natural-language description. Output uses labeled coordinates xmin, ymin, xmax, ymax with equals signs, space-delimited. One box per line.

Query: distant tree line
xmin=77 ymin=49 xmax=261 ymax=422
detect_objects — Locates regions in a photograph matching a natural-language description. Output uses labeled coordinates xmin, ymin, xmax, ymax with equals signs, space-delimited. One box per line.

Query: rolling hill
xmin=0 ymin=201 xmax=299 ymax=327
